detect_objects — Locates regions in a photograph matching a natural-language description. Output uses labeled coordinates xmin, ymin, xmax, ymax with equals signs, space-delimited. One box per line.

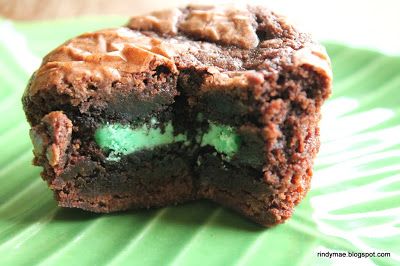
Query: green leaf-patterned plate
xmin=0 ymin=17 xmax=399 ymax=266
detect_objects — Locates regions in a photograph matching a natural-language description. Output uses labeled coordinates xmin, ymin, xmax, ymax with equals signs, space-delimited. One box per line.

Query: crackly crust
xmin=25 ymin=5 xmax=331 ymax=107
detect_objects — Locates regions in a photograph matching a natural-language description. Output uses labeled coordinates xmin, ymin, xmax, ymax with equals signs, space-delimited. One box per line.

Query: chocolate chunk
xmin=30 ymin=111 xmax=72 ymax=174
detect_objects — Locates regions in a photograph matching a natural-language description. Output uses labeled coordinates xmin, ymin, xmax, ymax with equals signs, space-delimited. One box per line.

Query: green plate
xmin=0 ymin=17 xmax=399 ymax=266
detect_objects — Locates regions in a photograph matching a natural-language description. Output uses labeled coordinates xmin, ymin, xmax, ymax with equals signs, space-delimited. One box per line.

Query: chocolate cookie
xmin=22 ymin=4 xmax=332 ymax=226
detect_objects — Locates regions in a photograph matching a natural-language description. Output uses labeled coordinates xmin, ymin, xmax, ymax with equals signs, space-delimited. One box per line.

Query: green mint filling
xmin=200 ymin=122 xmax=241 ymax=158
xmin=94 ymin=118 xmax=241 ymax=160
xmin=94 ymin=121 xmax=187 ymax=160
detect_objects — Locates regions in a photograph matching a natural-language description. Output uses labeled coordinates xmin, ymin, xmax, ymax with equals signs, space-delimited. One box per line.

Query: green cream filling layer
xmin=95 ymin=121 xmax=187 ymax=161
xmin=200 ymin=122 xmax=240 ymax=158
xmin=95 ymin=118 xmax=241 ymax=160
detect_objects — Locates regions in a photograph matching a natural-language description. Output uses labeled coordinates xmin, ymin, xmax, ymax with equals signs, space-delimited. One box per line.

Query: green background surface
xmin=0 ymin=17 xmax=399 ymax=265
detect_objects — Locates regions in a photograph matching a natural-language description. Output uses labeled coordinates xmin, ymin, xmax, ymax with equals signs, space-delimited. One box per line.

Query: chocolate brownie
xmin=22 ymin=4 xmax=332 ymax=226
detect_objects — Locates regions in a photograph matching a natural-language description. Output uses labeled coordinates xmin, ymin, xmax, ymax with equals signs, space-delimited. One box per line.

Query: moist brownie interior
xmin=22 ymin=5 xmax=332 ymax=226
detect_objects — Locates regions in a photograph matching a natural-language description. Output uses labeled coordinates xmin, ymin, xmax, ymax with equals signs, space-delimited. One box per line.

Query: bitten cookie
xmin=22 ymin=4 xmax=332 ymax=226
